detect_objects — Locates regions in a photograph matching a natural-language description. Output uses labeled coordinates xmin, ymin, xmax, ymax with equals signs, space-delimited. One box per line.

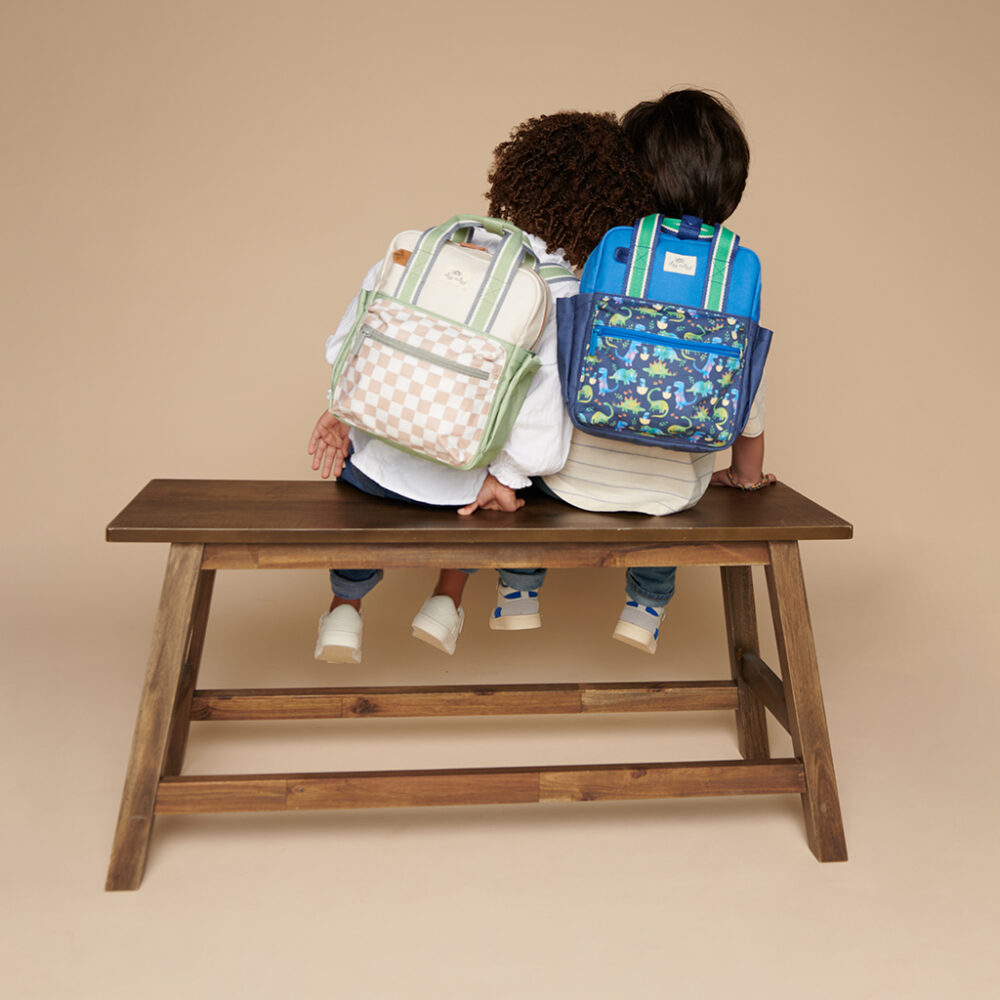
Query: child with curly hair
xmin=511 ymin=89 xmax=774 ymax=654
xmin=308 ymin=112 xmax=654 ymax=663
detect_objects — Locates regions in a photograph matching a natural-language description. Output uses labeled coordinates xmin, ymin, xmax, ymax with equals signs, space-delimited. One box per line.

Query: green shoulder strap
xmin=537 ymin=262 xmax=576 ymax=285
xmin=624 ymin=214 xmax=739 ymax=312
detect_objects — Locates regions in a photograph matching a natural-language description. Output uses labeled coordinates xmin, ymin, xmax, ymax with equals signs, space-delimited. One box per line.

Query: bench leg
xmin=720 ymin=566 xmax=770 ymax=760
xmin=765 ymin=541 xmax=848 ymax=862
xmin=106 ymin=543 xmax=205 ymax=891
xmin=164 ymin=568 xmax=215 ymax=776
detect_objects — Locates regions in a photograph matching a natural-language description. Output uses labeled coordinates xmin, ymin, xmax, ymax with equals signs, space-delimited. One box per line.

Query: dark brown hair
xmin=621 ymin=89 xmax=749 ymax=224
xmin=487 ymin=111 xmax=655 ymax=268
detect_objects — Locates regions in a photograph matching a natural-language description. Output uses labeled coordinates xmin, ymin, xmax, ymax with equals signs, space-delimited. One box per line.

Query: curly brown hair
xmin=486 ymin=111 xmax=655 ymax=269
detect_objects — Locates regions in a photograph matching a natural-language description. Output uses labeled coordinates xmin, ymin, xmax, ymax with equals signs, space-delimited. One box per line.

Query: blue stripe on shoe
xmin=618 ymin=600 xmax=666 ymax=636
xmin=494 ymin=585 xmax=541 ymax=622
xmin=626 ymin=600 xmax=664 ymax=617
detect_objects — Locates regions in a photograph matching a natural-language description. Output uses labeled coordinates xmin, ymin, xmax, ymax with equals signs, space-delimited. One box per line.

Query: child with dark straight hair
xmin=531 ymin=89 xmax=774 ymax=654
xmin=618 ymin=88 xmax=771 ymax=497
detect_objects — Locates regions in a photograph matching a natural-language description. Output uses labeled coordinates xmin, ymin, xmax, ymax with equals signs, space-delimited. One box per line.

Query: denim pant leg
xmin=497 ymin=568 xmax=547 ymax=591
xmin=329 ymin=567 xmax=384 ymax=600
xmin=625 ymin=566 xmax=677 ymax=607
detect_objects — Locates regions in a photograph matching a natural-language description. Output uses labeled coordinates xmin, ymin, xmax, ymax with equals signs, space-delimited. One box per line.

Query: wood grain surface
xmin=107 ymin=480 xmax=853 ymax=544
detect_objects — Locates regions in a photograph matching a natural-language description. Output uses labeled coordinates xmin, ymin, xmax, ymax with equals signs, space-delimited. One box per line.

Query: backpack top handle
xmin=395 ymin=215 xmax=540 ymax=335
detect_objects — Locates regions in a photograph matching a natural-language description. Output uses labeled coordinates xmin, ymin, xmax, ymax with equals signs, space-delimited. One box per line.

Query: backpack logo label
xmin=663 ymin=252 xmax=697 ymax=276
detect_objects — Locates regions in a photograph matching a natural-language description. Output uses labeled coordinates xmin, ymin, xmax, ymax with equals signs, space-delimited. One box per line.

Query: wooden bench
xmin=105 ymin=478 xmax=852 ymax=890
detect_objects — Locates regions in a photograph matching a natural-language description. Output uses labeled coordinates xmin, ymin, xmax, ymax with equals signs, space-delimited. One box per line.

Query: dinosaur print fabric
xmin=572 ymin=294 xmax=747 ymax=449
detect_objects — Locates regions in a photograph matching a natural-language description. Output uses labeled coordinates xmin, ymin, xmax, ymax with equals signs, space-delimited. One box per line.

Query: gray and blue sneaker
xmin=489 ymin=583 xmax=541 ymax=631
xmin=612 ymin=600 xmax=667 ymax=654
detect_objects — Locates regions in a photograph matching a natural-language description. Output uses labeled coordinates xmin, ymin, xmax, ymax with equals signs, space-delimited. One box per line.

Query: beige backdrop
xmin=2 ymin=1 xmax=998 ymax=997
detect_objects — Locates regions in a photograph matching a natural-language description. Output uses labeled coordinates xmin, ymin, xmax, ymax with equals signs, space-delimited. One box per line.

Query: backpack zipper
xmin=591 ymin=324 xmax=741 ymax=358
xmin=359 ymin=325 xmax=491 ymax=380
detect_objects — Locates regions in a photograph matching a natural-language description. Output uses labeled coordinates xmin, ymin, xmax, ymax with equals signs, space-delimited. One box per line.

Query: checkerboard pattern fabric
xmin=331 ymin=298 xmax=505 ymax=467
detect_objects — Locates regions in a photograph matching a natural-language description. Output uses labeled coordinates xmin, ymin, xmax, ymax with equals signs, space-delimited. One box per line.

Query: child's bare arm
xmin=710 ymin=432 xmax=775 ymax=489
xmin=308 ymin=411 xmax=351 ymax=480
xmin=457 ymin=474 xmax=525 ymax=516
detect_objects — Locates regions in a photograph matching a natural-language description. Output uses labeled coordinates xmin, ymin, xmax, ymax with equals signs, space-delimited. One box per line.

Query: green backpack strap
xmin=623 ymin=214 xmax=739 ymax=312
xmin=701 ymin=225 xmax=738 ymax=312
xmin=394 ymin=215 xmax=538 ymax=334
xmin=623 ymin=214 xmax=662 ymax=299
xmin=537 ymin=262 xmax=576 ymax=285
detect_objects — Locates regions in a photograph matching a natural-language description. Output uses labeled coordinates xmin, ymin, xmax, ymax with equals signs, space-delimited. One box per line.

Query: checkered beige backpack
xmin=328 ymin=215 xmax=571 ymax=469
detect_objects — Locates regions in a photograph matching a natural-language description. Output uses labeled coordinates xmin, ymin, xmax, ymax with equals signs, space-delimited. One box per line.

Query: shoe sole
xmin=489 ymin=613 xmax=541 ymax=631
xmin=315 ymin=643 xmax=361 ymax=663
xmin=612 ymin=621 xmax=657 ymax=654
xmin=315 ymin=629 xmax=362 ymax=663
xmin=411 ymin=609 xmax=461 ymax=655
xmin=411 ymin=624 xmax=456 ymax=654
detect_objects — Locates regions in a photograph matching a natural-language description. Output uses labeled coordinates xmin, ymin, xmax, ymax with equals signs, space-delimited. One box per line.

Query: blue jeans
xmin=500 ymin=563 xmax=676 ymax=607
xmin=328 ymin=458 xmax=484 ymax=600
xmin=531 ymin=477 xmax=678 ymax=608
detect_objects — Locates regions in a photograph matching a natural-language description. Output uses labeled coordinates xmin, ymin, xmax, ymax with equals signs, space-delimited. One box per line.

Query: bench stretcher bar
xmin=155 ymin=760 xmax=808 ymax=814
xmin=190 ymin=681 xmax=741 ymax=720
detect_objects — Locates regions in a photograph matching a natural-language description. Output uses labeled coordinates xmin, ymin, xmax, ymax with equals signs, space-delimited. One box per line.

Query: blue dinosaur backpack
xmin=556 ymin=213 xmax=773 ymax=452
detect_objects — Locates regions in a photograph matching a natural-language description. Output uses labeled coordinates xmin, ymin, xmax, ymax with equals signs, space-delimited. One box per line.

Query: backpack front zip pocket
xmin=571 ymin=299 xmax=751 ymax=450
xmin=330 ymin=297 xmax=508 ymax=467
xmin=359 ymin=325 xmax=491 ymax=380
xmin=590 ymin=324 xmax=741 ymax=359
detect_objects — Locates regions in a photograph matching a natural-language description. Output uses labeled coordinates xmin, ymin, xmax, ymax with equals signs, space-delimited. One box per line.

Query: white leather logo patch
xmin=663 ymin=252 xmax=697 ymax=276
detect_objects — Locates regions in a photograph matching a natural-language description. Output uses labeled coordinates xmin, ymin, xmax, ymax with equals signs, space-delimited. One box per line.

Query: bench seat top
xmin=106 ymin=480 xmax=852 ymax=545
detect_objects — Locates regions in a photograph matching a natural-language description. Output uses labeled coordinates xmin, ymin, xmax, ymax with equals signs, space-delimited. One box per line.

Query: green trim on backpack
xmin=537 ymin=263 xmax=576 ymax=284
xmin=660 ymin=217 xmax=715 ymax=239
xmin=624 ymin=214 xmax=661 ymax=299
xmin=703 ymin=226 xmax=737 ymax=312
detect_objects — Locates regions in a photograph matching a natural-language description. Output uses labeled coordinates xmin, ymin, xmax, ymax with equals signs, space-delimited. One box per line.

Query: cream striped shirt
xmin=543 ymin=379 xmax=765 ymax=515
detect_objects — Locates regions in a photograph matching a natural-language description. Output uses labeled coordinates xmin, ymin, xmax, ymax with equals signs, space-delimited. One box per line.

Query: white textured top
xmin=325 ymin=232 xmax=576 ymax=506
xmin=543 ymin=378 xmax=766 ymax=515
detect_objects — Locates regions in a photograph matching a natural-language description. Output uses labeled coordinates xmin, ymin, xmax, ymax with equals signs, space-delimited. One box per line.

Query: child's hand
xmin=457 ymin=475 xmax=525 ymax=515
xmin=308 ymin=411 xmax=351 ymax=479
xmin=710 ymin=468 xmax=776 ymax=490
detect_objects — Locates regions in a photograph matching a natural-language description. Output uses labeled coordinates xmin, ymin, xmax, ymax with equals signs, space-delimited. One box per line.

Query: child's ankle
xmin=432 ymin=569 xmax=467 ymax=610
xmin=431 ymin=589 xmax=461 ymax=611
xmin=330 ymin=596 xmax=361 ymax=612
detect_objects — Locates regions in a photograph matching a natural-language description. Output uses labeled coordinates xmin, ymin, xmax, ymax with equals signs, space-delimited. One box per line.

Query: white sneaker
xmin=315 ymin=605 xmax=363 ymax=663
xmin=411 ymin=595 xmax=464 ymax=655
xmin=612 ymin=600 xmax=667 ymax=654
